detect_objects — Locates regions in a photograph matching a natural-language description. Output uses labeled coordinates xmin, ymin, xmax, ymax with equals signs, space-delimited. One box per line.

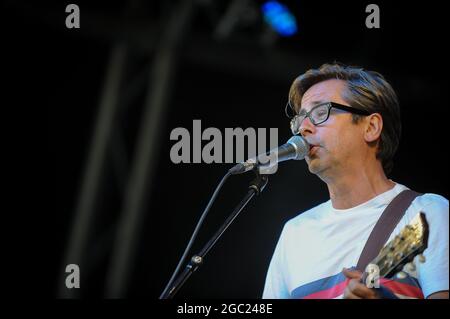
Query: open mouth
xmin=309 ymin=144 xmax=319 ymax=155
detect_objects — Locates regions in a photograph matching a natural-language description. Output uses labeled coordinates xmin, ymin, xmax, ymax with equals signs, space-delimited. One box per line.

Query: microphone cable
xmin=159 ymin=169 xmax=233 ymax=299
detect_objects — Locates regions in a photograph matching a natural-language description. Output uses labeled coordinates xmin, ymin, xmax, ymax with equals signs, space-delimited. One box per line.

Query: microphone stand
xmin=160 ymin=169 xmax=269 ymax=299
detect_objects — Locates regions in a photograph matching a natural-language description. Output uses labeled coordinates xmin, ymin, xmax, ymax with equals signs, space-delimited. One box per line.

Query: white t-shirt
xmin=262 ymin=183 xmax=449 ymax=299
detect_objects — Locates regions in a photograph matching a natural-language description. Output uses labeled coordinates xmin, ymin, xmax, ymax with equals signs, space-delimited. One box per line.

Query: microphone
xmin=229 ymin=136 xmax=309 ymax=175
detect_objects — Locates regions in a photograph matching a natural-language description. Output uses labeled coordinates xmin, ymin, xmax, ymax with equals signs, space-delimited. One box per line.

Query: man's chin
xmin=306 ymin=158 xmax=325 ymax=175
xmin=307 ymin=161 xmax=320 ymax=174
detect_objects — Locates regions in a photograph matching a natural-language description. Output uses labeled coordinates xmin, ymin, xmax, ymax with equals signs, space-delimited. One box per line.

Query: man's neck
xmin=325 ymin=164 xmax=395 ymax=210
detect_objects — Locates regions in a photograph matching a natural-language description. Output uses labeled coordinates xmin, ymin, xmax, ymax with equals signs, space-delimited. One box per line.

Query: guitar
xmin=362 ymin=212 xmax=429 ymax=288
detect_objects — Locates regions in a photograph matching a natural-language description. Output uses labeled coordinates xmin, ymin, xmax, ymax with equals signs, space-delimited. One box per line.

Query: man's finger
xmin=347 ymin=279 xmax=379 ymax=299
xmin=342 ymin=268 xmax=362 ymax=280
xmin=343 ymin=285 xmax=362 ymax=299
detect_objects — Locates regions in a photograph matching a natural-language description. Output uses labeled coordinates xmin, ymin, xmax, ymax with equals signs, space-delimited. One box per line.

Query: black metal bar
xmin=162 ymin=173 xmax=268 ymax=299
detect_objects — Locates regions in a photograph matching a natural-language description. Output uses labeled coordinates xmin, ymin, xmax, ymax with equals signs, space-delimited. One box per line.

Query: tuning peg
xmin=396 ymin=271 xmax=407 ymax=279
xmin=418 ymin=254 xmax=426 ymax=263
xmin=405 ymin=263 xmax=416 ymax=272
xmin=395 ymin=252 xmax=404 ymax=259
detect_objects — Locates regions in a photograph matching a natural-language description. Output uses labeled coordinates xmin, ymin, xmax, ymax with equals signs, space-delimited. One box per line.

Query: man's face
xmin=298 ymin=79 xmax=366 ymax=179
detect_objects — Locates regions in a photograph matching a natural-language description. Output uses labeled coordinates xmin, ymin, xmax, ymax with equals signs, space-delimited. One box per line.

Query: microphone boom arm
xmin=160 ymin=170 xmax=268 ymax=299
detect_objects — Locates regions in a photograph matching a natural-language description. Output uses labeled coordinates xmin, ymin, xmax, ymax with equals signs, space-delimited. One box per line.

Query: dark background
xmin=10 ymin=0 xmax=447 ymax=298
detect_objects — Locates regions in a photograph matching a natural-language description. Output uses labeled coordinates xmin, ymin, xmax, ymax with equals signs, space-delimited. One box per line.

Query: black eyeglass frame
xmin=289 ymin=101 xmax=372 ymax=135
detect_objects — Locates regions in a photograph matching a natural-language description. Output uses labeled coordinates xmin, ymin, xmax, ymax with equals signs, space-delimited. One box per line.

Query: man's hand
xmin=342 ymin=268 xmax=380 ymax=299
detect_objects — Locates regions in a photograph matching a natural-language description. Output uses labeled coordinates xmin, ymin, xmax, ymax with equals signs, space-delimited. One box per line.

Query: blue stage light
xmin=261 ymin=1 xmax=298 ymax=37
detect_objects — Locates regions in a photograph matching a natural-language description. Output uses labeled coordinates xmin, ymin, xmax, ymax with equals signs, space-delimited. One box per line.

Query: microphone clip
xmin=249 ymin=169 xmax=269 ymax=195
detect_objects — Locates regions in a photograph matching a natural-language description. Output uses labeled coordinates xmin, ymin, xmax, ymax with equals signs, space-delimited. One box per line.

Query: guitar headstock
xmin=371 ymin=212 xmax=429 ymax=278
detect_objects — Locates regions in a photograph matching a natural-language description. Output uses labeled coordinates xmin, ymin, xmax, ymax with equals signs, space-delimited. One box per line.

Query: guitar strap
xmin=355 ymin=189 xmax=422 ymax=272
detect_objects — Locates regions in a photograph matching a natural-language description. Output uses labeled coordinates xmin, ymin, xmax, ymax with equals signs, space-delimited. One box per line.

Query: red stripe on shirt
xmin=380 ymin=278 xmax=424 ymax=299
xmin=302 ymin=279 xmax=350 ymax=299
xmin=302 ymin=278 xmax=423 ymax=299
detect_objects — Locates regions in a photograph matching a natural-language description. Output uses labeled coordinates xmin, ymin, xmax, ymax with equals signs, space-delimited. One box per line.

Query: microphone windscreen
xmin=287 ymin=136 xmax=309 ymax=160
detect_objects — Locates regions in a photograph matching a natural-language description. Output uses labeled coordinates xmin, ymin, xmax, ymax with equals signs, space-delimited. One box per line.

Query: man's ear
xmin=364 ymin=113 xmax=383 ymax=143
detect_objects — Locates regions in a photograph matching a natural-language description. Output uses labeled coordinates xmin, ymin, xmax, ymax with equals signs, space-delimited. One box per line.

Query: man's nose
xmin=299 ymin=116 xmax=316 ymax=137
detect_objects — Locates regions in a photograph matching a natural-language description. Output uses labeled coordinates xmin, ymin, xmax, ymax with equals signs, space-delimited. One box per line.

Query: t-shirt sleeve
xmin=262 ymin=224 xmax=291 ymax=299
xmin=415 ymin=194 xmax=449 ymax=298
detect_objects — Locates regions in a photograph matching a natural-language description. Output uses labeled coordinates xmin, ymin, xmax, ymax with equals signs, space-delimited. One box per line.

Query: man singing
xmin=262 ymin=63 xmax=449 ymax=299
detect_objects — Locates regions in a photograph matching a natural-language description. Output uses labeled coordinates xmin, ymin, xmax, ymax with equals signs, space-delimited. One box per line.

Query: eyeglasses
xmin=289 ymin=101 xmax=372 ymax=135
